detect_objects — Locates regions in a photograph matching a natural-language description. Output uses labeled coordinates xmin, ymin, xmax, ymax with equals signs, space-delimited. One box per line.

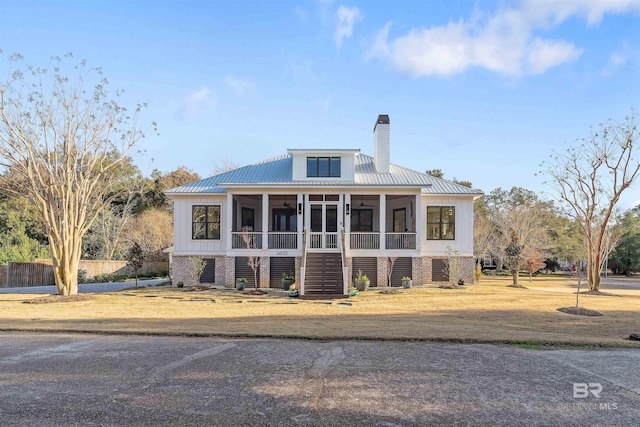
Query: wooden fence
xmin=0 ymin=260 xmax=169 ymax=288
xmin=1 ymin=262 xmax=55 ymax=288
xmin=36 ymin=259 xmax=169 ymax=280
xmin=0 ymin=266 xmax=7 ymax=288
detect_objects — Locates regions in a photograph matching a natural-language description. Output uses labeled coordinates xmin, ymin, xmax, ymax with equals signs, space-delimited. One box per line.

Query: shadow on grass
xmin=1 ymin=307 xmax=639 ymax=347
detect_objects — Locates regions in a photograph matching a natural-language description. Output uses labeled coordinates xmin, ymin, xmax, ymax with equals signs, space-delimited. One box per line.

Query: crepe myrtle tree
xmin=0 ymin=52 xmax=156 ymax=296
xmin=540 ymin=112 xmax=639 ymax=292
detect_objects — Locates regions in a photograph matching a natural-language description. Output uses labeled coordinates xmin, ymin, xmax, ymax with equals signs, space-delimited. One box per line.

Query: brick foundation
xmin=171 ymin=256 xmax=234 ymax=287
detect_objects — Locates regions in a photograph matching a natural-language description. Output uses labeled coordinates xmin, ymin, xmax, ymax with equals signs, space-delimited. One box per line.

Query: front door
xmin=306 ymin=195 xmax=341 ymax=251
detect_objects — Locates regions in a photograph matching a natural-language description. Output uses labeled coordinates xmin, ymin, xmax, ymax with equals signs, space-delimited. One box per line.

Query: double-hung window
xmin=427 ymin=206 xmax=455 ymax=240
xmin=192 ymin=205 xmax=221 ymax=240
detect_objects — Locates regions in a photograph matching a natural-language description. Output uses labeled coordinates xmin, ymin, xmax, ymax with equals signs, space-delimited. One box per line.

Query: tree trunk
xmin=512 ymin=269 xmax=519 ymax=286
xmin=588 ymin=250 xmax=601 ymax=292
xmin=50 ymin=234 xmax=81 ymax=296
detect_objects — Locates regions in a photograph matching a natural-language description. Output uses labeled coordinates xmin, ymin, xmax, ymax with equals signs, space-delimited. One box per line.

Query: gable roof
xmin=165 ymin=153 xmax=482 ymax=196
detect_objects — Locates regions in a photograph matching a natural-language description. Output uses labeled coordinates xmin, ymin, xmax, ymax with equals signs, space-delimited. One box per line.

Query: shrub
xmin=282 ymin=271 xmax=295 ymax=280
xmin=77 ymin=269 xmax=88 ymax=284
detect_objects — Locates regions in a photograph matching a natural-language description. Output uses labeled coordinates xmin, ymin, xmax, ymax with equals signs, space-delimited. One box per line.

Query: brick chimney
xmin=374 ymin=114 xmax=390 ymax=173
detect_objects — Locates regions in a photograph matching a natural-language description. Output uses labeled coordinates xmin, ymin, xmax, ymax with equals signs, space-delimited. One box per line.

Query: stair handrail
xmin=301 ymin=227 xmax=309 ymax=295
xmin=340 ymin=228 xmax=348 ymax=295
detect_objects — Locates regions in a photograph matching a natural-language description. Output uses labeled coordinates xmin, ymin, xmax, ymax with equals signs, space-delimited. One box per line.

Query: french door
xmin=306 ymin=195 xmax=341 ymax=251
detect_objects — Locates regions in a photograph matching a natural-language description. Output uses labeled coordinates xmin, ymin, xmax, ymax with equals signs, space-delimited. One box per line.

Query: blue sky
xmin=1 ymin=0 xmax=639 ymax=208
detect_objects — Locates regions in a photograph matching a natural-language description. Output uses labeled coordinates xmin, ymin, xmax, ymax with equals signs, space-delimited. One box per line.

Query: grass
xmin=0 ymin=275 xmax=638 ymax=347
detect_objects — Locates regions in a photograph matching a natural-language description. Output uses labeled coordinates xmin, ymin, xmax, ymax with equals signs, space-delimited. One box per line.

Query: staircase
xmin=304 ymin=253 xmax=343 ymax=295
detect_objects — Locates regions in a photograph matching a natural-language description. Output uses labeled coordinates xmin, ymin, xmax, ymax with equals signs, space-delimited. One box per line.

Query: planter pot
xmin=235 ymin=281 xmax=246 ymax=290
xmin=355 ymin=279 xmax=370 ymax=291
xmin=349 ymin=289 xmax=360 ymax=297
xmin=402 ymin=280 xmax=412 ymax=289
xmin=282 ymin=279 xmax=295 ymax=291
xmin=288 ymin=290 xmax=299 ymax=298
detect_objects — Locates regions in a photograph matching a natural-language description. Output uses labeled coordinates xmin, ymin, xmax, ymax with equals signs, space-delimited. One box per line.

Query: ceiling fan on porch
xmin=282 ymin=199 xmax=294 ymax=209
xmin=355 ymin=197 xmax=374 ymax=208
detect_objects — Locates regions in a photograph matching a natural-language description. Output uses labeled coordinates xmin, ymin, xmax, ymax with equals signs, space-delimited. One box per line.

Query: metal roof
xmin=165 ymin=153 xmax=482 ymax=196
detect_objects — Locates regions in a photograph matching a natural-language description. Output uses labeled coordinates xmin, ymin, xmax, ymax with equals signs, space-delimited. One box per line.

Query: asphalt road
xmin=0 ymin=333 xmax=638 ymax=426
xmin=0 ymin=279 xmax=169 ymax=294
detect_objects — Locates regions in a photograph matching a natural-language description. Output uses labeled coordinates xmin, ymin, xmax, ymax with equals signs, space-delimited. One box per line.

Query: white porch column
xmin=304 ymin=194 xmax=311 ymax=230
xmin=297 ymin=193 xmax=303 ymax=250
xmin=344 ymin=194 xmax=351 ymax=252
xmin=338 ymin=194 xmax=344 ymax=251
xmin=226 ymin=192 xmax=233 ymax=250
xmin=379 ymin=193 xmax=386 ymax=251
xmin=262 ymin=193 xmax=269 ymax=250
xmin=415 ymin=193 xmax=422 ymax=252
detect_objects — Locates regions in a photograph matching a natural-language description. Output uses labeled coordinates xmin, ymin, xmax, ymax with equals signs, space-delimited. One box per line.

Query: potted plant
xmin=348 ymin=286 xmax=360 ymax=297
xmin=235 ymin=277 xmax=247 ymax=290
xmin=354 ymin=269 xmax=370 ymax=291
xmin=282 ymin=271 xmax=295 ymax=290
xmin=402 ymin=276 xmax=412 ymax=288
xmin=287 ymin=284 xmax=299 ymax=298
xmin=458 ymin=279 xmax=465 ymax=286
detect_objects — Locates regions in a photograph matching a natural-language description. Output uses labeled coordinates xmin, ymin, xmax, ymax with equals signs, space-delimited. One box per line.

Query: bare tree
xmin=386 ymin=253 xmax=399 ymax=287
xmin=484 ymin=187 xmax=551 ymax=280
xmin=473 ymin=201 xmax=495 ymax=266
xmin=125 ymin=242 xmax=144 ymax=288
xmin=211 ymin=156 xmax=239 ymax=175
xmin=240 ymin=226 xmax=261 ymax=289
xmin=85 ymin=166 xmax=146 ymax=260
xmin=185 ymin=256 xmax=206 ymax=287
xmin=574 ymin=268 xmax=585 ymax=308
xmin=444 ymin=247 xmax=462 ymax=285
xmin=124 ymin=208 xmax=173 ymax=261
xmin=540 ymin=113 xmax=639 ymax=291
xmin=0 ymin=53 xmax=154 ymax=295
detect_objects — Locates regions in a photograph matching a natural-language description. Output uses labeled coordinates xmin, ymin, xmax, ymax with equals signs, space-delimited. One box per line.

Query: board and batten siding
xmin=421 ymin=195 xmax=475 ymax=257
xmin=173 ymin=195 xmax=227 ymax=256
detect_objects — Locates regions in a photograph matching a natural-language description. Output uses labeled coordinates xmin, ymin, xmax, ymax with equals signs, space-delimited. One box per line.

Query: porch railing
xmin=309 ymin=232 xmax=339 ymax=250
xmin=268 ymin=232 xmax=298 ymax=249
xmin=350 ymin=232 xmax=380 ymax=250
xmin=231 ymin=232 xmax=263 ymax=249
xmin=385 ymin=232 xmax=417 ymax=250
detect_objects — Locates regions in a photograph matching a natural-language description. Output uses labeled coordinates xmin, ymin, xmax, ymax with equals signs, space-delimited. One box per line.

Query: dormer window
xmin=307 ymin=156 xmax=341 ymax=177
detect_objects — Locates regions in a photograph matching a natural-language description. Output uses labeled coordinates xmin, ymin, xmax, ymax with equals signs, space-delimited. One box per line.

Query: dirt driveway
xmin=0 ymin=333 xmax=637 ymax=426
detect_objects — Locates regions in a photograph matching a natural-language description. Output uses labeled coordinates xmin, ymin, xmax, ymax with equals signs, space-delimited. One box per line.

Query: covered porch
xmin=226 ymin=192 xmax=421 ymax=253
xmin=228 ymin=193 xmax=302 ymax=251
xmin=346 ymin=194 xmax=420 ymax=252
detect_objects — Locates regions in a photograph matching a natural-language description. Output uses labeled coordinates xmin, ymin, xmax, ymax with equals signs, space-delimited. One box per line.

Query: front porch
xmin=226 ymin=193 xmax=421 ymax=253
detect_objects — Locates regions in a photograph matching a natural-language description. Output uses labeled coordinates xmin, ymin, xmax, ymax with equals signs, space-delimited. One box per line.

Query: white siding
xmin=421 ymin=195 xmax=475 ymax=257
xmin=173 ymin=195 xmax=227 ymax=256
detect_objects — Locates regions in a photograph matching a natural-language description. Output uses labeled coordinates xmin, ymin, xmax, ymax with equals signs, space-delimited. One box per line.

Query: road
xmin=0 ymin=333 xmax=638 ymax=426
xmin=0 ymin=279 xmax=169 ymax=294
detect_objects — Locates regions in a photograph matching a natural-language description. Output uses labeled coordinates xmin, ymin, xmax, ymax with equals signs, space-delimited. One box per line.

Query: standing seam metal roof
xmin=165 ymin=153 xmax=481 ymax=195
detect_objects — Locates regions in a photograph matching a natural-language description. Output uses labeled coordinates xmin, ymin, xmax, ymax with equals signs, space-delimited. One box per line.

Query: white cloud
xmin=526 ymin=38 xmax=584 ymax=75
xmin=334 ymin=5 xmax=362 ymax=48
xmin=183 ymin=87 xmax=212 ymax=120
xmin=224 ymin=76 xmax=253 ymax=94
xmin=368 ymin=0 xmax=638 ymax=77
xmin=601 ymin=45 xmax=632 ymax=76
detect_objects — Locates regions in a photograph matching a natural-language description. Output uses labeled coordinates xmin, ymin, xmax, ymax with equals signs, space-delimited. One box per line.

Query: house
xmin=165 ymin=115 xmax=482 ymax=295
